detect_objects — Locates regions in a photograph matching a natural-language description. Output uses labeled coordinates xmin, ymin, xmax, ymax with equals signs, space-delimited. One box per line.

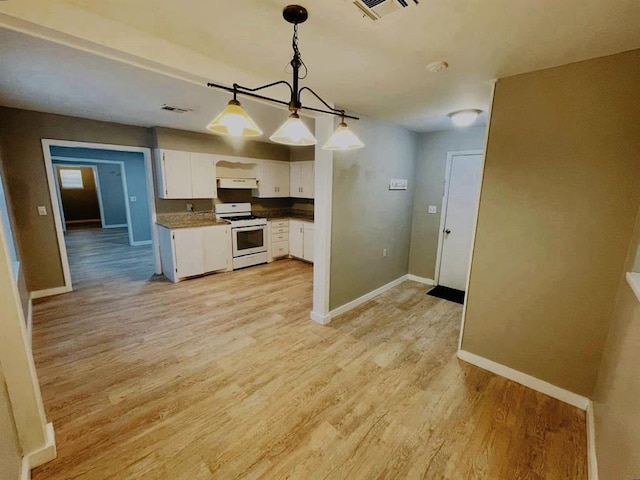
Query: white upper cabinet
xmin=253 ymin=161 xmax=290 ymax=198
xmin=190 ymin=153 xmax=218 ymax=199
xmin=290 ymin=161 xmax=314 ymax=199
xmin=156 ymin=149 xmax=217 ymax=199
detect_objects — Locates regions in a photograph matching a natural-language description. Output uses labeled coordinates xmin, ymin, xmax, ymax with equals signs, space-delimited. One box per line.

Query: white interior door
xmin=438 ymin=153 xmax=483 ymax=291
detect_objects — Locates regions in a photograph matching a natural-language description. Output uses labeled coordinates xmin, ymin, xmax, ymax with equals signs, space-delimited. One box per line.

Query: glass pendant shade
xmin=269 ymin=113 xmax=317 ymax=146
xmin=207 ymin=99 xmax=263 ymax=137
xmin=322 ymin=122 xmax=365 ymax=151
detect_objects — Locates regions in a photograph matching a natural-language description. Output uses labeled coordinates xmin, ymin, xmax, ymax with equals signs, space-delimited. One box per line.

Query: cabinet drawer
xmin=272 ymin=226 xmax=289 ymax=235
xmin=271 ymin=220 xmax=289 ymax=228
xmin=272 ymin=241 xmax=289 ymax=257
xmin=272 ymin=233 xmax=288 ymax=242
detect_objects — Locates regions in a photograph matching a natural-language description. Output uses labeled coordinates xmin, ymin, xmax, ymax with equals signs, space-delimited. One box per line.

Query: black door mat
xmin=427 ymin=285 xmax=465 ymax=305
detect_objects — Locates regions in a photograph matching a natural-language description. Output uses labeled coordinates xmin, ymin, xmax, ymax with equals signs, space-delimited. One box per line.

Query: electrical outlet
xmin=382 ymin=248 xmax=387 ymax=258
xmin=37 ymin=206 xmax=47 ymax=216
xmin=130 ymin=196 xmax=137 ymax=202
xmin=187 ymin=203 xmax=194 ymax=212
xmin=428 ymin=205 xmax=437 ymax=214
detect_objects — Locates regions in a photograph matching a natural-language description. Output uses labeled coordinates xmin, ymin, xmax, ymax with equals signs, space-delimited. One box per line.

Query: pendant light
xmin=270 ymin=112 xmax=316 ymax=146
xmin=206 ymin=5 xmax=364 ymax=150
xmin=206 ymin=99 xmax=263 ymax=137
xmin=322 ymin=119 xmax=364 ymax=151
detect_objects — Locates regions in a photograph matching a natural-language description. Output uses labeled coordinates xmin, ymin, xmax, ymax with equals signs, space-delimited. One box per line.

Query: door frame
xmin=54 ymin=164 xmax=106 ymax=229
xmin=53 ymin=159 xmax=133 ymax=239
xmin=41 ymin=139 xmax=161 ymax=293
xmin=434 ymin=150 xmax=485 ymax=287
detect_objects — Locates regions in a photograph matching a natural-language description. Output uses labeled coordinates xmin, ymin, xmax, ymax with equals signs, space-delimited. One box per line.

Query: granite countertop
xmin=268 ymin=214 xmax=314 ymax=223
xmin=156 ymin=212 xmax=229 ymax=229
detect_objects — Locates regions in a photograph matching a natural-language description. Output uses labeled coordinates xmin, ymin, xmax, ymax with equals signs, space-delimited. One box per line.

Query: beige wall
xmin=409 ymin=127 xmax=486 ymax=279
xmin=0 ymin=364 xmax=22 ymax=480
xmin=462 ymin=49 xmax=640 ymax=396
xmin=0 ymin=107 xmax=151 ymax=292
xmin=330 ymin=114 xmax=417 ymax=310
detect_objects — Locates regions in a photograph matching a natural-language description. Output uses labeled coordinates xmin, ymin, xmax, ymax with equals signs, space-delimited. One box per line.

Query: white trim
xmin=21 ymin=422 xmax=57 ymax=478
xmin=131 ymin=240 xmax=152 ymax=246
xmin=52 ymin=157 xmax=134 ymax=246
xmin=311 ymin=115 xmax=334 ymax=323
xmin=103 ymin=223 xmax=128 ymax=229
xmin=406 ymin=274 xmax=434 ymax=285
xmin=29 ymin=286 xmax=72 ymax=300
xmin=26 ymin=297 xmax=33 ymax=345
xmin=91 ymin=165 xmax=106 ymax=228
xmin=41 ymin=141 xmax=73 ymax=291
xmin=457 ymin=349 xmax=590 ymax=410
xmin=625 ymin=272 xmax=640 ymax=303
xmin=458 ymin=81 xmax=496 ymax=351
xmin=312 ymin=275 xmax=408 ymax=325
xmin=586 ymin=401 xmax=599 ymax=480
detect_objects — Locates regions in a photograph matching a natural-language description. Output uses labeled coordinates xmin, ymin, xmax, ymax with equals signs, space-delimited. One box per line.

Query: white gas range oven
xmin=215 ymin=203 xmax=268 ymax=270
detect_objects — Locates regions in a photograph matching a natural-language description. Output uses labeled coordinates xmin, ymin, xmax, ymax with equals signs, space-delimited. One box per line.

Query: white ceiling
xmin=1 ymin=0 xmax=640 ymax=133
xmin=0 ymin=28 xmax=314 ymax=138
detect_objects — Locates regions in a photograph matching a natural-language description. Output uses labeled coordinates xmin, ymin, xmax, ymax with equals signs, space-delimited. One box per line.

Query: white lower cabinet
xmin=158 ymin=224 xmax=231 ymax=282
xmin=289 ymin=219 xmax=314 ymax=263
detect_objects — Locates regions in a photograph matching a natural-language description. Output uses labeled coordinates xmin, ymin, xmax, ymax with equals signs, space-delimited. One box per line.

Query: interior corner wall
xmin=0 ymin=365 xmax=22 ymax=480
xmin=329 ymin=114 xmax=418 ymax=311
xmin=461 ymin=48 xmax=640 ymax=396
xmin=408 ymin=127 xmax=486 ymax=280
xmin=0 ymin=106 xmax=152 ymax=292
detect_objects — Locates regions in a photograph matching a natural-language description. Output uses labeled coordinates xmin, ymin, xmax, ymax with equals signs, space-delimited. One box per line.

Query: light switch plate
xmin=130 ymin=196 xmax=137 ymax=202
xmin=389 ymin=179 xmax=408 ymax=190
xmin=37 ymin=206 xmax=47 ymax=216
xmin=428 ymin=205 xmax=437 ymax=214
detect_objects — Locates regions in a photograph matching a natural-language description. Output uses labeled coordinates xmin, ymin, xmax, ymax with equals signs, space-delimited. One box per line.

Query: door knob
xmin=444 ymin=229 xmax=451 ymax=234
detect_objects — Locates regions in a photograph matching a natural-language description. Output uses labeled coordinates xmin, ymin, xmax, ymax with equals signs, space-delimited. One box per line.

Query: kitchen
xmin=153 ymin=127 xmax=316 ymax=283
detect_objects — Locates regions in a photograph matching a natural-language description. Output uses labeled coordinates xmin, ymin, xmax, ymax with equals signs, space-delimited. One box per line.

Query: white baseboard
xmin=313 ymin=275 xmax=408 ymax=325
xmin=310 ymin=310 xmax=331 ymax=325
xmin=103 ymin=223 xmax=127 ymax=229
xmin=21 ymin=422 xmax=57 ymax=479
xmin=457 ymin=350 xmax=590 ymax=410
xmin=586 ymin=401 xmax=599 ymax=480
xmin=30 ymin=286 xmax=72 ymax=300
xmin=407 ymin=274 xmax=434 ymax=286
xmin=131 ymin=240 xmax=152 ymax=246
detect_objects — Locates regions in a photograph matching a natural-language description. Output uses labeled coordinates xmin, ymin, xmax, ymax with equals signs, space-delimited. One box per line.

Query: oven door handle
xmin=233 ymin=225 xmax=265 ymax=233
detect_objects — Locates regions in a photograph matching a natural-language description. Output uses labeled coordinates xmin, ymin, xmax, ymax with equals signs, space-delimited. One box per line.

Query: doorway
xmin=435 ymin=151 xmax=484 ymax=293
xmin=42 ymin=140 xmax=161 ymax=292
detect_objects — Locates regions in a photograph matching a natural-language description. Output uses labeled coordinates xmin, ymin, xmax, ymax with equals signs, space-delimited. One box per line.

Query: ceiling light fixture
xmin=206 ymin=5 xmax=364 ymax=150
xmin=448 ymin=109 xmax=482 ymax=127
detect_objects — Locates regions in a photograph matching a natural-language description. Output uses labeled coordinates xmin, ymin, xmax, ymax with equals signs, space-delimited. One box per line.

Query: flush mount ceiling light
xmin=448 ymin=109 xmax=482 ymax=127
xmin=206 ymin=5 xmax=364 ymax=150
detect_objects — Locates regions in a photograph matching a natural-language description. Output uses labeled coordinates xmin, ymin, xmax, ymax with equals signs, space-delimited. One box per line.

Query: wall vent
xmin=161 ymin=104 xmax=192 ymax=114
xmin=353 ymin=0 xmax=417 ymax=21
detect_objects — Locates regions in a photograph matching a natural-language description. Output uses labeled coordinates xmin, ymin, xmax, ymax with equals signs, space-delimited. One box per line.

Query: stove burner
xmin=225 ymin=215 xmax=264 ymax=222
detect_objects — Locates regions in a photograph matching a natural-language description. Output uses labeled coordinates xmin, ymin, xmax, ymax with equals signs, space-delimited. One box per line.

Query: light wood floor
xmin=31 ymin=229 xmax=587 ymax=479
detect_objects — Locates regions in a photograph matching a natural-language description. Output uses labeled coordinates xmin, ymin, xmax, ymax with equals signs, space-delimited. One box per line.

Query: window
xmin=60 ymin=169 xmax=84 ymax=189
xmin=0 ymin=175 xmax=19 ymax=280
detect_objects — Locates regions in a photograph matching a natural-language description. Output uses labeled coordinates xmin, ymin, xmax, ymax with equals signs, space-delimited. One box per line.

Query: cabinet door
xmin=190 ymin=153 xmax=217 ymax=199
xmin=273 ymin=162 xmax=290 ymax=197
xmin=300 ymin=162 xmax=314 ymax=199
xmin=203 ymin=225 xmax=230 ymax=272
xmin=303 ymin=223 xmax=314 ymax=262
xmin=290 ymin=163 xmax=302 ymax=197
xmin=173 ymin=228 xmax=204 ymax=278
xmin=289 ymin=220 xmax=304 ymax=258
xmin=159 ymin=150 xmax=192 ymax=199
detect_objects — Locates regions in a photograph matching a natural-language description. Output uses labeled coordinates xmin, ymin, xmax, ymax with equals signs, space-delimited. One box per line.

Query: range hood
xmin=217 ymin=177 xmax=258 ymax=189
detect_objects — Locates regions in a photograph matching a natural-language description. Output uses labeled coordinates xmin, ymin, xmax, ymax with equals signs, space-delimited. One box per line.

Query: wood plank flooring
xmin=30 ymin=228 xmax=587 ymax=479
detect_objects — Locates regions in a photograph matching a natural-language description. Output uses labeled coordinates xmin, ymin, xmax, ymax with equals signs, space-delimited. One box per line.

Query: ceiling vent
xmin=161 ymin=104 xmax=192 ymax=114
xmin=353 ymin=0 xmax=417 ymax=21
